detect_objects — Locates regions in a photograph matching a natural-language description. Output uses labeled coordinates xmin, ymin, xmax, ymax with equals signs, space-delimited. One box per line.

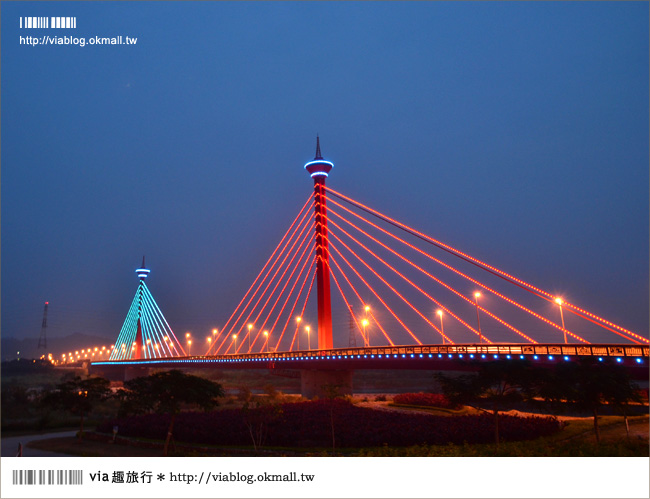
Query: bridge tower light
xmin=304 ymin=136 xmax=334 ymax=350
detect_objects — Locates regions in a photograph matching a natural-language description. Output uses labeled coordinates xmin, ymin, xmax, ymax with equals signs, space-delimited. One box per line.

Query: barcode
xmin=12 ymin=470 xmax=83 ymax=485
xmin=20 ymin=17 xmax=77 ymax=29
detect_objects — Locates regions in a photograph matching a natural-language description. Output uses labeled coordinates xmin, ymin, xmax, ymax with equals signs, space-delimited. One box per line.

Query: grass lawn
xmin=27 ymin=415 xmax=648 ymax=457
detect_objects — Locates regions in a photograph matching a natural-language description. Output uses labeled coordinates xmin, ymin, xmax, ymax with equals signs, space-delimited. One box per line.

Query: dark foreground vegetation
xmin=97 ymin=399 xmax=561 ymax=448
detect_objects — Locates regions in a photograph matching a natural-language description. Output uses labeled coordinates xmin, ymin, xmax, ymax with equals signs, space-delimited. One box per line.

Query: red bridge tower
xmin=304 ymin=136 xmax=334 ymax=349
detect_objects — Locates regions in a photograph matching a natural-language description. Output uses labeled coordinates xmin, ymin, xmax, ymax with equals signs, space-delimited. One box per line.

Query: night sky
xmin=2 ymin=2 xmax=648 ymax=347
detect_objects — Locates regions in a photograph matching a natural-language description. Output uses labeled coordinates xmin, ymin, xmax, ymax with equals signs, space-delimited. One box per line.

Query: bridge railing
xmin=193 ymin=343 xmax=649 ymax=361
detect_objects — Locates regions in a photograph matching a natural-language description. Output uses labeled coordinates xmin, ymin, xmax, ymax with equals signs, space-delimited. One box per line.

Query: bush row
xmin=97 ymin=400 xmax=560 ymax=448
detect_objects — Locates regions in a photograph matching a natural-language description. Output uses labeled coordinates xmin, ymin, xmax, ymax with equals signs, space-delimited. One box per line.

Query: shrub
xmin=97 ymin=400 xmax=560 ymax=448
xmin=393 ymin=392 xmax=459 ymax=409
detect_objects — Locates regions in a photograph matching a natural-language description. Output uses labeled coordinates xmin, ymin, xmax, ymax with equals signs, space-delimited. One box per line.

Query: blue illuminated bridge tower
xmin=109 ymin=257 xmax=186 ymax=360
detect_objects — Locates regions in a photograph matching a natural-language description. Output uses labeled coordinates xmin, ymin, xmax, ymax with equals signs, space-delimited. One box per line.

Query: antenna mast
xmin=37 ymin=302 xmax=49 ymax=350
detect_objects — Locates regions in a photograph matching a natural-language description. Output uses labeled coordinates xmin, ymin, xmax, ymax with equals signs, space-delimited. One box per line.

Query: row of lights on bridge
xmin=54 ymin=294 xmax=571 ymax=362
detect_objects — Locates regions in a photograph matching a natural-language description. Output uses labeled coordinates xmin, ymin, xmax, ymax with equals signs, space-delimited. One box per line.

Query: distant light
xmin=548 ymin=356 xmax=554 ymax=361
xmin=533 ymin=355 xmax=538 ymax=360
xmin=555 ymin=298 xmax=563 ymax=305
xmin=616 ymin=358 xmax=622 ymax=363
xmin=436 ymin=309 xmax=443 ymax=316
xmin=598 ymin=357 xmax=603 ymax=362
xmin=474 ymin=292 xmax=481 ymax=298
xmin=564 ymin=356 xmax=569 ymax=361
xmin=636 ymin=358 xmax=643 ymax=364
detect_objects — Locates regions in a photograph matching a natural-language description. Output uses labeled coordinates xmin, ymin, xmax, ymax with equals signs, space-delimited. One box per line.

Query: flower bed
xmin=98 ymin=400 xmax=561 ymax=448
xmin=392 ymin=392 xmax=459 ymax=409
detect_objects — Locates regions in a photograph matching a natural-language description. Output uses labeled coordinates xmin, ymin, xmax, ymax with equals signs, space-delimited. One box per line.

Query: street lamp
xmin=364 ymin=305 xmax=371 ymax=347
xmin=247 ymin=324 xmax=253 ymax=352
xmin=233 ymin=334 xmax=237 ymax=353
xmin=474 ymin=292 xmax=483 ymax=344
xmin=555 ymin=298 xmax=567 ymax=344
xmin=296 ymin=317 xmax=302 ymax=350
xmin=187 ymin=339 xmax=192 ymax=355
xmin=437 ymin=309 xmax=444 ymax=344
xmin=362 ymin=319 xmax=369 ymax=347
xmin=305 ymin=326 xmax=311 ymax=350
xmin=263 ymin=331 xmax=269 ymax=352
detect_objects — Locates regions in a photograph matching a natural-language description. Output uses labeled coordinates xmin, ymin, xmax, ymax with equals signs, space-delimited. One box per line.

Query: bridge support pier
xmin=300 ymin=369 xmax=353 ymax=399
xmin=124 ymin=366 xmax=150 ymax=381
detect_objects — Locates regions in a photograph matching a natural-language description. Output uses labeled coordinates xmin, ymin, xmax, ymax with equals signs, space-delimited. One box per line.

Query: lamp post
xmin=555 ymin=298 xmax=567 ymax=344
xmin=187 ymin=339 xmax=192 ymax=356
xmin=247 ymin=324 xmax=253 ymax=352
xmin=364 ymin=305 xmax=371 ymax=347
xmin=263 ymin=331 xmax=269 ymax=352
xmin=296 ymin=317 xmax=301 ymax=350
xmin=474 ymin=292 xmax=483 ymax=344
xmin=436 ymin=309 xmax=444 ymax=344
xmin=233 ymin=334 xmax=237 ymax=353
xmin=305 ymin=326 xmax=311 ymax=350
xmin=362 ymin=319 xmax=369 ymax=347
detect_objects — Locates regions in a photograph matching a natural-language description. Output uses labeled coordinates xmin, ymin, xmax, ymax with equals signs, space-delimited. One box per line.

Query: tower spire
xmin=314 ymin=135 xmax=323 ymax=160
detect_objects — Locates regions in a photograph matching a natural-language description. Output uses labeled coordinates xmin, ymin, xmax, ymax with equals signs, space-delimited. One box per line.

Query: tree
xmin=538 ymin=358 xmax=641 ymax=443
xmin=436 ymin=360 xmax=537 ymax=446
xmin=41 ymin=375 xmax=112 ymax=441
xmin=241 ymin=396 xmax=284 ymax=452
xmin=119 ymin=370 xmax=225 ymax=455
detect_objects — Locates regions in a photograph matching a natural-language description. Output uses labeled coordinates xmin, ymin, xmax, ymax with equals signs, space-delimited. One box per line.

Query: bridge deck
xmin=92 ymin=343 xmax=648 ymax=376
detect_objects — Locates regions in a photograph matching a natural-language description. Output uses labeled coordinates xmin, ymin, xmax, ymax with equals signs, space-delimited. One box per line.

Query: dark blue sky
xmin=2 ymin=1 xmax=648 ymax=345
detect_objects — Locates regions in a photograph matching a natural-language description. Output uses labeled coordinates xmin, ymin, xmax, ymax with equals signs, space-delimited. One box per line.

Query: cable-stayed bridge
xmin=91 ymin=139 xmax=649 ymax=396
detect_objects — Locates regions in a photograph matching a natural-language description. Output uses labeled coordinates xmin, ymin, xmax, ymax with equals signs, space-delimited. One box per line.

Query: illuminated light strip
xmin=235 ymin=216 xmax=314 ymax=354
xmin=140 ymin=290 xmax=174 ymax=357
xmin=328 ymin=262 xmax=366 ymax=344
xmin=311 ymin=172 xmax=328 ymax=178
xmin=140 ymin=293 xmax=164 ymax=358
xmin=236 ymin=228 xmax=314 ymax=354
xmin=560 ymin=305 xmax=647 ymax=344
xmin=214 ymin=199 xmax=314 ymax=354
xmin=224 ymin=202 xmax=314 ymax=354
xmin=304 ymin=160 xmax=334 ymax=169
xmin=269 ymin=246 xmax=316 ymax=352
xmin=326 ymin=187 xmax=643 ymax=343
xmin=142 ymin=282 xmax=187 ymax=355
xmin=329 ymin=208 xmax=532 ymax=344
xmin=215 ymin=202 xmax=314 ymax=354
xmin=329 ymin=240 xmax=418 ymax=344
xmin=327 ymin=198 xmax=587 ymax=345
xmin=142 ymin=289 xmax=175 ymax=357
xmin=208 ymin=196 xmax=313 ymax=354
xmin=329 ymin=224 xmax=457 ymax=345
xmin=275 ymin=256 xmax=316 ymax=352
xmin=111 ymin=287 xmax=140 ymax=360
xmin=288 ymin=267 xmax=317 ymax=351
xmin=243 ymin=215 xmax=315 ymax=353
xmin=329 ymin=230 xmax=446 ymax=345
xmin=328 ymin=253 xmax=393 ymax=346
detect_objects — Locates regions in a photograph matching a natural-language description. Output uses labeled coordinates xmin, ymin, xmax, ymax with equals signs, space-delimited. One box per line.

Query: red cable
xmin=327 ymin=197 xmax=590 ymax=344
xmin=245 ymin=217 xmax=315 ymax=352
xmin=216 ymin=203 xmax=314 ymax=354
xmin=288 ymin=266 xmax=317 ymax=351
xmin=326 ymin=186 xmax=645 ymax=342
xmin=328 ymin=252 xmax=394 ymax=346
xmin=330 ymin=224 xmax=463 ymax=345
xmin=329 ymin=239 xmax=426 ymax=345
xmin=207 ymin=195 xmax=312 ymax=355
xmin=274 ymin=256 xmax=316 ymax=351
xmin=240 ymin=230 xmax=313 ymax=353
xmin=329 ymin=207 xmax=536 ymax=344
